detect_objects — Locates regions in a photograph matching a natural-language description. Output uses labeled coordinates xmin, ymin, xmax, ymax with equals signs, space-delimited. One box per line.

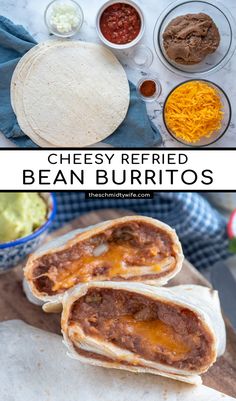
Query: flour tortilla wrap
xmin=0 ymin=320 xmax=233 ymax=401
xmin=11 ymin=40 xmax=130 ymax=147
xmin=11 ymin=41 xmax=59 ymax=147
xmin=24 ymin=216 xmax=184 ymax=310
xmin=61 ymin=282 xmax=226 ymax=385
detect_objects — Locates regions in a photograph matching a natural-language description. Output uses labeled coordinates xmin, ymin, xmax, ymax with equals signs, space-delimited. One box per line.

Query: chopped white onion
xmin=93 ymin=243 xmax=109 ymax=257
xmin=50 ymin=3 xmax=81 ymax=34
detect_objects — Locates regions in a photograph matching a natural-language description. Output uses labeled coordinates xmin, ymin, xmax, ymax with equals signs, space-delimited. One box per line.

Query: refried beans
xmin=69 ymin=288 xmax=214 ymax=371
xmin=31 ymin=222 xmax=175 ymax=296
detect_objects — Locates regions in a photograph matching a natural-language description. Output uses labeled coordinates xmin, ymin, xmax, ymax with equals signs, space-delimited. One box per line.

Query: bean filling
xmin=69 ymin=288 xmax=214 ymax=371
xmin=31 ymin=222 xmax=175 ymax=296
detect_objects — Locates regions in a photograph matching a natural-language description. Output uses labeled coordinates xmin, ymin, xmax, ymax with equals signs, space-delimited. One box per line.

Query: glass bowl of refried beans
xmin=153 ymin=0 xmax=236 ymax=77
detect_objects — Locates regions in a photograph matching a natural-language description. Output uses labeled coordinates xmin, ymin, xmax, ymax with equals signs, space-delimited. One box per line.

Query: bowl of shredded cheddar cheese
xmin=163 ymin=80 xmax=231 ymax=147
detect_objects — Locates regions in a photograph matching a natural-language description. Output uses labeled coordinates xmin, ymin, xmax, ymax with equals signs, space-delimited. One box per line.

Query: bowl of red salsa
xmin=96 ymin=1 xmax=145 ymax=49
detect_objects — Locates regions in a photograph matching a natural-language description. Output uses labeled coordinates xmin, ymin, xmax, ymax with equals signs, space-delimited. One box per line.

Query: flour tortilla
xmin=0 ymin=320 xmax=234 ymax=401
xmin=12 ymin=40 xmax=130 ymax=147
xmin=61 ymin=282 xmax=226 ymax=385
xmin=11 ymin=42 xmax=57 ymax=114
xmin=11 ymin=43 xmax=57 ymax=147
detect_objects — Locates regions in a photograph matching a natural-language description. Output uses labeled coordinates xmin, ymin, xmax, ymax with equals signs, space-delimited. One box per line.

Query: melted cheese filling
xmin=34 ymin=242 xmax=174 ymax=294
xmin=119 ymin=316 xmax=191 ymax=356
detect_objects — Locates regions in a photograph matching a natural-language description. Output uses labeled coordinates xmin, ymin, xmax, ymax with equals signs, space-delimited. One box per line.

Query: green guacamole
xmin=0 ymin=193 xmax=47 ymax=243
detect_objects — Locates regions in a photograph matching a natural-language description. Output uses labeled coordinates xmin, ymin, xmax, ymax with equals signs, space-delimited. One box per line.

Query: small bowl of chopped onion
xmin=44 ymin=0 xmax=84 ymax=38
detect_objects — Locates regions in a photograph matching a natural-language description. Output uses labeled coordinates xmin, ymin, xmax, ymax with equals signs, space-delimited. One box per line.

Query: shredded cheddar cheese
xmin=164 ymin=81 xmax=224 ymax=143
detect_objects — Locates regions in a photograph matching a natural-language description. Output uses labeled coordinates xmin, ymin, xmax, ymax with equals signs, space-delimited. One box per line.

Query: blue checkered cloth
xmin=52 ymin=192 xmax=229 ymax=270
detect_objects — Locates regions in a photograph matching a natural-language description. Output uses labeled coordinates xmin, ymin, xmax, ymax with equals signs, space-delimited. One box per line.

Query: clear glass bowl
xmin=154 ymin=0 xmax=236 ymax=77
xmin=163 ymin=79 xmax=232 ymax=147
xmin=44 ymin=0 xmax=84 ymax=38
xmin=128 ymin=45 xmax=154 ymax=70
xmin=137 ymin=76 xmax=162 ymax=102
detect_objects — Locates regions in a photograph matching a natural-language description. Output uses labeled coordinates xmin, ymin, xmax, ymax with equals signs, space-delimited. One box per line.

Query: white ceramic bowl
xmin=96 ymin=0 xmax=145 ymax=50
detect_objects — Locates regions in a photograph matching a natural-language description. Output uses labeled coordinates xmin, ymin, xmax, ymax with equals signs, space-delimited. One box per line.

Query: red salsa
xmin=100 ymin=3 xmax=142 ymax=45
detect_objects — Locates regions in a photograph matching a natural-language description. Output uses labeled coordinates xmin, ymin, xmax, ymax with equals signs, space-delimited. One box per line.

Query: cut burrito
xmin=24 ymin=216 xmax=183 ymax=305
xmin=61 ymin=282 xmax=226 ymax=385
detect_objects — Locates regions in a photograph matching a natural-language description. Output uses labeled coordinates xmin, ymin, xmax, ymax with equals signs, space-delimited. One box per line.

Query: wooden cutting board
xmin=0 ymin=209 xmax=235 ymax=397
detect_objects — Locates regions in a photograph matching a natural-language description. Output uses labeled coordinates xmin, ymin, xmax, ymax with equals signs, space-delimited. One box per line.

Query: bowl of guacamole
xmin=0 ymin=193 xmax=56 ymax=272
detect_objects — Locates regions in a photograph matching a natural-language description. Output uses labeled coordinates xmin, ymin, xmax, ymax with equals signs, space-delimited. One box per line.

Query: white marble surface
xmin=1 ymin=0 xmax=236 ymax=148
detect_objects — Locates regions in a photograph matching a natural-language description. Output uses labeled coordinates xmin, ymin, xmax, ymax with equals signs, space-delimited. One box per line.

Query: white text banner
xmin=0 ymin=150 xmax=234 ymax=191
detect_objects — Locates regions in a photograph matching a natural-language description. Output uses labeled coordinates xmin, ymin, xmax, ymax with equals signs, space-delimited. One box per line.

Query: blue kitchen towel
xmin=0 ymin=16 xmax=162 ymax=148
xmin=52 ymin=192 xmax=228 ymax=270
xmin=0 ymin=16 xmax=37 ymax=147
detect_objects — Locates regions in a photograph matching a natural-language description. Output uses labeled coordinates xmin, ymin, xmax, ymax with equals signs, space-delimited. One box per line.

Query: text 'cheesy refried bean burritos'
xmin=24 ymin=216 xmax=184 ymax=305
xmin=61 ymin=282 xmax=226 ymax=385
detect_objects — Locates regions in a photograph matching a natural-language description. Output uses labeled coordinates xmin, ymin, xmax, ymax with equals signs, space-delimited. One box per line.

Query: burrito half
xmin=61 ymin=282 xmax=226 ymax=385
xmin=24 ymin=216 xmax=183 ymax=304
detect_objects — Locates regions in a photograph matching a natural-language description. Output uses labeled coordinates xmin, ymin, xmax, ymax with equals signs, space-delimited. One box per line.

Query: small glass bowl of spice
xmin=44 ymin=0 xmax=84 ymax=38
xmin=137 ymin=76 xmax=162 ymax=102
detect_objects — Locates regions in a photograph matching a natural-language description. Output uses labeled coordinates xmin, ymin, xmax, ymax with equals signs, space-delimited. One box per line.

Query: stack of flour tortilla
xmin=11 ymin=40 xmax=130 ymax=147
